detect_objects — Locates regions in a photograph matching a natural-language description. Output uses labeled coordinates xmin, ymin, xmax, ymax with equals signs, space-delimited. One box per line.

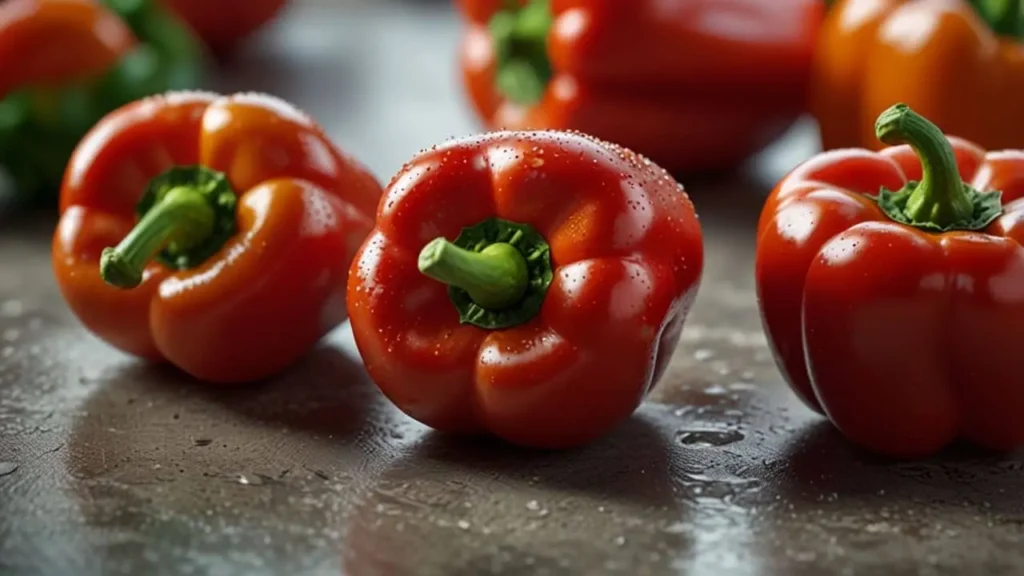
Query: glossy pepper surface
xmin=812 ymin=0 xmax=1024 ymax=152
xmin=160 ymin=0 xmax=288 ymax=52
xmin=458 ymin=0 xmax=824 ymax=174
xmin=53 ymin=91 xmax=383 ymax=383
xmin=756 ymin=103 xmax=1024 ymax=458
xmin=347 ymin=130 xmax=704 ymax=449
xmin=0 ymin=0 xmax=202 ymax=205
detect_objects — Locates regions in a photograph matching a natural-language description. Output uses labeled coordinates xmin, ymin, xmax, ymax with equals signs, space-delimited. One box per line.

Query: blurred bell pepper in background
xmin=159 ymin=0 xmax=289 ymax=53
xmin=812 ymin=0 xmax=1024 ymax=152
xmin=457 ymin=0 xmax=825 ymax=174
xmin=0 ymin=0 xmax=202 ymax=207
xmin=0 ymin=0 xmax=134 ymax=96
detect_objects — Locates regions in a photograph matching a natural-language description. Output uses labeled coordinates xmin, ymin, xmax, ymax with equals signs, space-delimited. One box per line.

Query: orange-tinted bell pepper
xmin=52 ymin=91 xmax=383 ymax=383
xmin=458 ymin=0 xmax=824 ymax=174
xmin=812 ymin=0 xmax=1024 ymax=152
xmin=0 ymin=0 xmax=203 ymax=206
xmin=0 ymin=0 xmax=135 ymax=97
xmin=347 ymin=130 xmax=704 ymax=449
xmin=757 ymin=103 xmax=1024 ymax=458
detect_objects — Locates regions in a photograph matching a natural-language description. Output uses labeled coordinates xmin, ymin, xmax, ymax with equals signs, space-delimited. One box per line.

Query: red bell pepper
xmin=756 ymin=103 xmax=1024 ymax=458
xmin=160 ymin=0 xmax=288 ymax=52
xmin=347 ymin=130 xmax=704 ymax=449
xmin=52 ymin=91 xmax=383 ymax=383
xmin=458 ymin=0 xmax=824 ymax=173
xmin=0 ymin=0 xmax=135 ymax=97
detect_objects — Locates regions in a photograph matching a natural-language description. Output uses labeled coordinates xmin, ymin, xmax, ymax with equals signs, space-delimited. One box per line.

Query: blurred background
xmin=0 ymin=0 xmax=822 ymax=219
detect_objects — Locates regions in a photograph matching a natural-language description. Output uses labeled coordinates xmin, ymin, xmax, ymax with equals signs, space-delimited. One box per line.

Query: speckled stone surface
xmin=2 ymin=1 xmax=1022 ymax=575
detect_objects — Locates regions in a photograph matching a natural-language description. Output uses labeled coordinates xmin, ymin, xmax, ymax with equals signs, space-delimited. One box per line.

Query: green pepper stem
xmin=972 ymin=0 xmax=1022 ymax=37
xmin=490 ymin=0 xmax=553 ymax=105
xmin=418 ymin=238 xmax=529 ymax=310
xmin=875 ymin=104 xmax=975 ymax=229
xmin=100 ymin=186 xmax=215 ymax=289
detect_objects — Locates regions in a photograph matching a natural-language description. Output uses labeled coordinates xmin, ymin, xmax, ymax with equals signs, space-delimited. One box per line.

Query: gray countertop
xmin=2 ymin=1 xmax=1022 ymax=575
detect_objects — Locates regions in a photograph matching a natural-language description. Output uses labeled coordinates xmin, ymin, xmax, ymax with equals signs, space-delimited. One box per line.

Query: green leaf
xmin=445 ymin=217 xmax=553 ymax=330
xmin=488 ymin=0 xmax=553 ymax=106
xmin=872 ymin=182 xmax=1004 ymax=233
xmin=140 ymin=166 xmax=239 ymax=270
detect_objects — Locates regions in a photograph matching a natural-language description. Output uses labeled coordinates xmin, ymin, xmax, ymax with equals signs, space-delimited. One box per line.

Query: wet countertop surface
xmin=2 ymin=2 xmax=1023 ymax=575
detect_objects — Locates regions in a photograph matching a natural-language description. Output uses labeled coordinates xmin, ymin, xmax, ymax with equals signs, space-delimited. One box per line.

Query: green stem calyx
xmin=100 ymin=166 xmax=237 ymax=289
xmin=490 ymin=0 xmax=553 ymax=106
xmin=971 ymin=0 xmax=1023 ymax=38
xmin=418 ymin=217 xmax=553 ymax=330
xmin=872 ymin=103 xmax=1002 ymax=233
xmin=420 ymin=241 xmax=529 ymax=309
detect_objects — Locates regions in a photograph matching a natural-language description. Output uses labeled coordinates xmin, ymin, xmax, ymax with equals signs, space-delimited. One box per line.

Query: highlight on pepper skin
xmin=346 ymin=129 xmax=705 ymax=450
xmin=756 ymin=102 xmax=1024 ymax=459
xmin=51 ymin=90 xmax=383 ymax=384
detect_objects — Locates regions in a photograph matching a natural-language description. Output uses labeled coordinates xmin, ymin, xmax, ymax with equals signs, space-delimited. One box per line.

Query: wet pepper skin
xmin=756 ymin=129 xmax=1024 ymax=458
xmin=458 ymin=0 xmax=824 ymax=173
xmin=812 ymin=0 xmax=1024 ymax=151
xmin=347 ymin=131 xmax=704 ymax=449
xmin=53 ymin=91 xmax=382 ymax=383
